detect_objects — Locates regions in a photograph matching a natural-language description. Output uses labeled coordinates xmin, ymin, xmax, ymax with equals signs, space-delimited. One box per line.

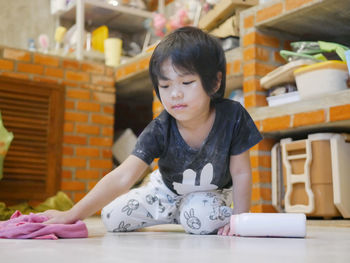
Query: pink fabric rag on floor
xmin=0 ymin=210 xmax=88 ymax=240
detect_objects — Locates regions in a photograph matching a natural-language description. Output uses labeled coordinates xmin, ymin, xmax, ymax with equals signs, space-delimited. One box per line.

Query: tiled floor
xmin=1 ymin=217 xmax=350 ymax=263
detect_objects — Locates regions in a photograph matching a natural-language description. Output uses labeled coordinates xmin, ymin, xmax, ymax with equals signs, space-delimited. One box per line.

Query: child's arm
xmin=230 ymin=150 xmax=252 ymax=214
xmin=43 ymin=155 xmax=149 ymax=224
xmin=217 ymin=150 xmax=252 ymax=235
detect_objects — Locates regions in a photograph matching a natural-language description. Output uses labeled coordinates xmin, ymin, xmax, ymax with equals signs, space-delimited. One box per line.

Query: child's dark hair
xmin=149 ymin=26 xmax=226 ymax=102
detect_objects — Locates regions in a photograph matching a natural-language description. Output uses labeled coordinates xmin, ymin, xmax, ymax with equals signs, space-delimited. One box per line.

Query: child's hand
xmin=40 ymin=209 xmax=77 ymax=224
xmin=217 ymin=223 xmax=234 ymax=236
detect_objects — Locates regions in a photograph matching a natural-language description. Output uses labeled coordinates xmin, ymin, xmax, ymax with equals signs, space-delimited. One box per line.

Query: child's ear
xmin=214 ymin=72 xmax=222 ymax=93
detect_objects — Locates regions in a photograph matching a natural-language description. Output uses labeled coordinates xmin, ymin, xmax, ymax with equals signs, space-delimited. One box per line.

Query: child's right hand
xmin=41 ymin=209 xmax=77 ymax=224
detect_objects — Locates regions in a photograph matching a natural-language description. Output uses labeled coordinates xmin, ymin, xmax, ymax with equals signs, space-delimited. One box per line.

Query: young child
xmin=44 ymin=26 xmax=262 ymax=236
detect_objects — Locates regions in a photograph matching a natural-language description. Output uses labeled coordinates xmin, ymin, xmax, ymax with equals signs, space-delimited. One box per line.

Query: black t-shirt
xmin=132 ymin=99 xmax=262 ymax=195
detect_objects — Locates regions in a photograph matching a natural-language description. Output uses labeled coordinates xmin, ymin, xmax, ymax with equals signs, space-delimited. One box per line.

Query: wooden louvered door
xmin=0 ymin=76 xmax=64 ymax=204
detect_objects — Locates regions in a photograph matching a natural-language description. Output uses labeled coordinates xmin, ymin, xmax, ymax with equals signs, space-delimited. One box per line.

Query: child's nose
xmin=171 ymin=88 xmax=183 ymax=99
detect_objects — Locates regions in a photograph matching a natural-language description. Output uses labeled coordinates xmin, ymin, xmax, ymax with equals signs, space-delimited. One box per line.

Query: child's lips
xmin=172 ymin=104 xmax=187 ymax=110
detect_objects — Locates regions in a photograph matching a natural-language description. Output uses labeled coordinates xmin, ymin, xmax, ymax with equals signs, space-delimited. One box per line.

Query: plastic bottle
xmin=229 ymin=213 xmax=306 ymax=238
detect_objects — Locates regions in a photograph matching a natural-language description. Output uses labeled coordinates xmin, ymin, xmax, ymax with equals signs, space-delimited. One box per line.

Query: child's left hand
xmin=217 ymin=223 xmax=234 ymax=236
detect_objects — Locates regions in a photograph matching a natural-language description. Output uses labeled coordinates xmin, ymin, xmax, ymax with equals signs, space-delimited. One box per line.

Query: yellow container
xmin=91 ymin=26 xmax=108 ymax=53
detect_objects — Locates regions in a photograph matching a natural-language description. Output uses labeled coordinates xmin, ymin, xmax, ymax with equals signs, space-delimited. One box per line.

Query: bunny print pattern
xmin=101 ymin=170 xmax=232 ymax=235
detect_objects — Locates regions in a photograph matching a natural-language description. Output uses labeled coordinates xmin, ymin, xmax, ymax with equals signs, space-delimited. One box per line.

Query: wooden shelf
xmin=199 ymin=0 xmax=258 ymax=31
xmin=59 ymin=0 xmax=152 ymax=33
xmin=256 ymin=0 xmax=350 ymax=46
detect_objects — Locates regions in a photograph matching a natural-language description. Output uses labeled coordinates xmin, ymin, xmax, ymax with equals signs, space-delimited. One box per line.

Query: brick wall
xmin=0 ymin=47 xmax=116 ymax=203
xmin=239 ymin=0 xmax=334 ymax=212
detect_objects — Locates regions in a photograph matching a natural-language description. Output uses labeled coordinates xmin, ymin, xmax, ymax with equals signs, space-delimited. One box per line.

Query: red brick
xmin=262 ymin=115 xmax=291 ymax=131
xmin=251 ymin=187 xmax=261 ymax=202
xmin=91 ymin=114 xmax=114 ymax=125
xmin=243 ymin=47 xmax=270 ymax=62
xmin=64 ymin=135 xmax=87 ymax=145
xmin=33 ymin=76 xmax=59 ymax=84
xmin=63 ymin=59 xmax=80 ymax=70
xmin=226 ymin=63 xmax=232 ymax=75
xmin=0 ymin=59 xmax=14 ymax=70
xmin=243 ymin=78 xmax=263 ymax=93
xmin=124 ymin=63 xmax=138 ymax=76
xmin=251 ymin=138 xmax=276 ymax=152
xmin=90 ymin=159 xmax=113 ymax=169
xmin=66 ymin=70 xmax=90 ymax=82
xmin=92 ymin=91 xmax=116 ymax=104
xmin=76 ymin=147 xmax=100 ymax=157
xmin=232 ymin=60 xmax=241 ymax=74
xmin=45 ymin=67 xmax=64 ymax=78
xmin=250 ymin=155 xmax=271 ymax=169
xmin=61 ymin=181 xmax=86 ymax=191
xmin=62 ymin=80 xmax=80 ymax=87
xmin=65 ymin=100 xmax=75 ymax=110
xmin=64 ymin=122 xmax=74 ymax=133
xmin=243 ymin=62 xmax=276 ymax=77
xmin=329 ymin=104 xmax=350 ymax=122
xmin=62 ymin=157 xmax=87 ymax=167
xmin=76 ymin=124 xmax=100 ymax=135
xmin=256 ymin=34 xmax=280 ymax=49
xmin=65 ymin=112 xmax=89 ymax=122
xmin=252 ymin=170 xmax=271 ymax=184
xmin=244 ymin=15 xmax=255 ymax=29
xmin=115 ymin=68 xmax=126 ymax=81
xmin=256 ymin=3 xmax=283 ymax=23
xmin=74 ymin=192 xmax=86 ymax=203
xmin=274 ymin=51 xmax=285 ymax=64
xmin=152 ymin=100 xmax=163 ymax=113
xmin=105 ymin=67 xmax=114 ymax=77
xmin=103 ymin=105 xmax=114 ymax=115
xmin=244 ymin=94 xmax=267 ymax=108
xmin=90 ymin=137 xmax=113 ymax=147
xmin=102 ymin=127 xmax=113 ymax=137
xmin=63 ymin=146 xmax=74 ymax=156
xmin=293 ymin=110 xmax=325 ymax=127
xmin=243 ymin=31 xmax=280 ymax=48
xmin=250 ymin=204 xmax=277 ymax=213
xmin=139 ymin=57 xmax=150 ymax=70
xmin=81 ymin=62 xmax=105 ymax=74
xmin=77 ymin=101 xmax=101 ymax=112
xmin=91 ymin=74 xmax=114 ymax=86
xmin=66 ymin=89 xmax=91 ymax=100
xmin=61 ymin=170 xmax=72 ymax=179
xmin=3 ymin=48 xmax=31 ymax=61
xmin=102 ymin=149 xmax=113 ymax=158
xmin=254 ymin=120 xmax=262 ymax=131
xmin=34 ymin=54 xmax=60 ymax=67
xmin=88 ymin=180 xmax=99 ymax=190
xmin=286 ymin=0 xmax=314 ymax=11
xmin=17 ymin=63 xmax=44 ymax=74
xmin=76 ymin=170 xmax=100 ymax=179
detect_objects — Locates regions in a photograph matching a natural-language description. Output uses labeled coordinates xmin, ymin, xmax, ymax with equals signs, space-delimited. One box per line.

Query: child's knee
xmin=179 ymin=192 xmax=232 ymax=235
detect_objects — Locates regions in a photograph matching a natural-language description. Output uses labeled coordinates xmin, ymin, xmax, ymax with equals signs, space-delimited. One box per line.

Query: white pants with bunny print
xmin=101 ymin=170 xmax=233 ymax=235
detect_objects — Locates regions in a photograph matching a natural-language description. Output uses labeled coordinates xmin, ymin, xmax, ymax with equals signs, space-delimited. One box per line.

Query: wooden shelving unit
xmin=57 ymin=0 xmax=153 ymax=60
xmin=240 ymin=0 xmax=350 ymax=136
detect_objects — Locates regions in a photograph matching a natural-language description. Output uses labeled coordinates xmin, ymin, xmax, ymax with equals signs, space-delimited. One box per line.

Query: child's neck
xmin=176 ymin=106 xmax=216 ymax=149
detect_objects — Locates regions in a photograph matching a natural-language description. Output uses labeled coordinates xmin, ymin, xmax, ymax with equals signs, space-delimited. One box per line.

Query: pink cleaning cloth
xmin=0 ymin=210 xmax=88 ymax=240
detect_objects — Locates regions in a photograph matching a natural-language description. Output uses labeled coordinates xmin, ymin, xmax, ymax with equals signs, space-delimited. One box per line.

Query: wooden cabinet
xmin=0 ymin=76 xmax=65 ymax=204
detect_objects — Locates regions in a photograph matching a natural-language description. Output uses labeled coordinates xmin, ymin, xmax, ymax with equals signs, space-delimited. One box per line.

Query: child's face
xmin=158 ymin=59 xmax=212 ymax=123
